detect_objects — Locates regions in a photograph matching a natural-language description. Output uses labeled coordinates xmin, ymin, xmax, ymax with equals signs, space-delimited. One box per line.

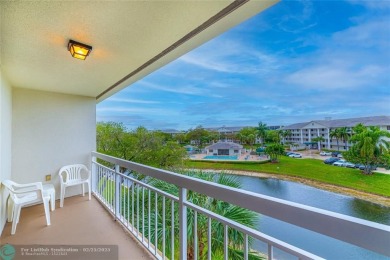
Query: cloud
xmin=347 ymin=0 xmax=390 ymax=10
xmin=276 ymin=0 xmax=317 ymax=33
xmin=97 ymin=115 xmax=180 ymax=130
xmin=97 ymin=106 xmax=180 ymax=116
xmin=137 ymin=80 xmax=222 ymax=98
xmin=282 ymin=16 xmax=389 ymax=90
xmin=177 ymin=40 xmax=281 ymax=75
xmin=96 ymin=0 xmax=390 ymax=130
xmin=107 ymin=97 xmax=161 ymax=104
xmin=330 ymin=19 xmax=390 ymax=50
xmin=284 ymin=64 xmax=387 ymax=89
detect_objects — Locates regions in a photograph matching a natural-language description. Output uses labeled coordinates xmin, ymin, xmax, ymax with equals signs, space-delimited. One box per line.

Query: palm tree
xmin=266 ymin=130 xmax=281 ymax=144
xmin=346 ymin=125 xmax=390 ymax=174
xmin=312 ymin=136 xmax=325 ymax=151
xmin=329 ymin=128 xmax=341 ymax=151
xmin=256 ymin=122 xmax=268 ymax=145
xmin=248 ymin=133 xmax=256 ymax=150
xmin=338 ymin=127 xmax=350 ymax=150
xmin=281 ymin=130 xmax=292 ymax=144
xmin=351 ymin=123 xmax=366 ymax=135
xmin=148 ymin=171 xmax=260 ymax=259
xmin=235 ymin=133 xmax=245 ymax=144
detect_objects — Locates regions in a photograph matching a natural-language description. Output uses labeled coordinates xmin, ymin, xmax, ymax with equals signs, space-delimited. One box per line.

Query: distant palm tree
xmin=312 ymin=136 xmax=325 ymax=151
xmin=266 ymin=130 xmax=281 ymax=144
xmin=281 ymin=130 xmax=292 ymax=144
xmin=248 ymin=133 xmax=256 ymax=150
xmin=338 ymin=127 xmax=350 ymax=150
xmin=256 ymin=122 xmax=268 ymax=145
xmin=235 ymin=133 xmax=245 ymax=144
xmin=329 ymin=129 xmax=341 ymax=151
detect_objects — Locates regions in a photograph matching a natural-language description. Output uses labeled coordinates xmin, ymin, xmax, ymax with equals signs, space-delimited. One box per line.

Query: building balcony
xmin=2 ymin=152 xmax=389 ymax=260
xmin=1 ymin=196 xmax=154 ymax=260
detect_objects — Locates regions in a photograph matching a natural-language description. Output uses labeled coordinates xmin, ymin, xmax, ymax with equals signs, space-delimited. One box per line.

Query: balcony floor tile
xmin=1 ymin=195 xmax=154 ymax=260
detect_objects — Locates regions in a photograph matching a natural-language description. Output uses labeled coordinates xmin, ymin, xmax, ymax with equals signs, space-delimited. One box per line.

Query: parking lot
xmin=290 ymin=149 xmax=390 ymax=174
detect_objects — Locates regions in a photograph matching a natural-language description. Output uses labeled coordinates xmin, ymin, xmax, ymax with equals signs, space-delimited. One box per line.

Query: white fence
xmin=91 ymin=152 xmax=389 ymax=259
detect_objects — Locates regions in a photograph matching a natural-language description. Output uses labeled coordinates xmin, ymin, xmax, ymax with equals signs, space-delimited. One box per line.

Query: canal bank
xmin=194 ymin=169 xmax=390 ymax=207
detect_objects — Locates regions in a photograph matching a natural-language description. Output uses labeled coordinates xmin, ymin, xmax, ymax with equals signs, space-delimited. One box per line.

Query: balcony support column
xmin=179 ymin=187 xmax=187 ymax=260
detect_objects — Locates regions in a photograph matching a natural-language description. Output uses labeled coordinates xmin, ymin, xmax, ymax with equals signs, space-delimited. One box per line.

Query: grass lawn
xmin=185 ymin=157 xmax=390 ymax=197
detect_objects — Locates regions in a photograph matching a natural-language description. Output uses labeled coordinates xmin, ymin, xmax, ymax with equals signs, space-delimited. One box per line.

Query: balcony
xmin=1 ymin=196 xmax=154 ymax=260
xmin=1 ymin=152 xmax=389 ymax=259
xmin=89 ymin=152 xmax=390 ymax=259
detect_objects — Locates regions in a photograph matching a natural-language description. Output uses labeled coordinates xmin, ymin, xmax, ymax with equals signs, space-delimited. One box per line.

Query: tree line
xmin=97 ymin=122 xmax=187 ymax=168
xmin=174 ymin=122 xmax=293 ymax=148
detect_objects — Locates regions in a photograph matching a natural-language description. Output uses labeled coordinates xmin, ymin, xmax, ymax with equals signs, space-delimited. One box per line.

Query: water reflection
xmin=223 ymin=174 xmax=390 ymax=259
xmin=258 ymin=177 xmax=287 ymax=196
xmin=349 ymin=198 xmax=390 ymax=224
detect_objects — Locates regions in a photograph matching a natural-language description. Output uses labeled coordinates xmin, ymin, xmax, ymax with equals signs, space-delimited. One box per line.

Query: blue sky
xmin=97 ymin=0 xmax=390 ymax=130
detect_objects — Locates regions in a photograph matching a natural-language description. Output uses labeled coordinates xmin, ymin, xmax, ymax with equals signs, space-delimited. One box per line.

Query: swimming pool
xmin=203 ymin=155 xmax=238 ymax=160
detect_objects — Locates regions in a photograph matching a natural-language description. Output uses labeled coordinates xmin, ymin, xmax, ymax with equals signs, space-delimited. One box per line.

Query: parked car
xmin=358 ymin=165 xmax=377 ymax=171
xmin=333 ymin=160 xmax=347 ymax=166
xmin=320 ymin=151 xmax=332 ymax=156
xmin=324 ymin=157 xmax=340 ymax=164
xmin=331 ymin=152 xmax=341 ymax=157
xmin=285 ymin=152 xmax=295 ymax=156
xmin=289 ymin=153 xmax=302 ymax=158
xmin=344 ymin=162 xmax=355 ymax=168
xmin=354 ymin=163 xmax=364 ymax=169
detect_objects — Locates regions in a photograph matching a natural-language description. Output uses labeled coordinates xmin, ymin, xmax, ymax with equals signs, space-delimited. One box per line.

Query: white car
xmin=333 ymin=160 xmax=346 ymax=166
xmin=289 ymin=153 xmax=302 ymax=158
xmin=320 ymin=151 xmax=332 ymax=156
xmin=344 ymin=162 xmax=355 ymax=168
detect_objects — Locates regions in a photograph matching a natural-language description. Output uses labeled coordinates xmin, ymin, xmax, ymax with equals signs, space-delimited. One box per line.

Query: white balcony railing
xmin=91 ymin=152 xmax=389 ymax=260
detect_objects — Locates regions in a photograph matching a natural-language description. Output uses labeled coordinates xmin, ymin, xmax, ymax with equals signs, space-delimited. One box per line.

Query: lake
xmin=228 ymin=174 xmax=390 ymax=259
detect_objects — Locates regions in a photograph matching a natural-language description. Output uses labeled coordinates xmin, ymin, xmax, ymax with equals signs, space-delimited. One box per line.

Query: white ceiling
xmin=1 ymin=1 xmax=277 ymax=102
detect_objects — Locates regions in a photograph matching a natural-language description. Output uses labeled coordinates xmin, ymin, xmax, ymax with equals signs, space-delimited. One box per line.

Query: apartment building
xmin=281 ymin=116 xmax=390 ymax=151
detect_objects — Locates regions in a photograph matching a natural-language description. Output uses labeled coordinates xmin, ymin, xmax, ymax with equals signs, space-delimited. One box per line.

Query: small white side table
xmin=43 ymin=183 xmax=55 ymax=211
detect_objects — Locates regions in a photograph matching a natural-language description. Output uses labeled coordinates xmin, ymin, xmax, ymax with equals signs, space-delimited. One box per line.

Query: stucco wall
xmin=0 ymin=71 xmax=12 ymax=235
xmin=12 ymin=88 xmax=96 ymax=202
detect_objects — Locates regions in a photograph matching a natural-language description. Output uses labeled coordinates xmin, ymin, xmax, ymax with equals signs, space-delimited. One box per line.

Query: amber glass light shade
xmin=68 ymin=40 xmax=92 ymax=60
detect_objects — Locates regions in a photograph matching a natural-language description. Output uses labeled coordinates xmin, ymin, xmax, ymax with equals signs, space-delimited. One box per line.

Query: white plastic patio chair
xmin=2 ymin=180 xmax=51 ymax=235
xmin=58 ymin=164 xmax=91 ymax=207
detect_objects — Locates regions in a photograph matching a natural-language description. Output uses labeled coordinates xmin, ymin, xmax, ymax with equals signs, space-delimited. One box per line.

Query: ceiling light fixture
xmin=68 ymin=40 xmax=92 ymax=60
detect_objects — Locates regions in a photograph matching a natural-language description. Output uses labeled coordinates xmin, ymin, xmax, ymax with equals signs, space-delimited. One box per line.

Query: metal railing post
xmin=115 ymin=164 xmax=121 ymax=220
xmin=91 ymin=155 xmax=97 ymax=193
xmin=179 ymin=187 xmax=187 ymax=260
